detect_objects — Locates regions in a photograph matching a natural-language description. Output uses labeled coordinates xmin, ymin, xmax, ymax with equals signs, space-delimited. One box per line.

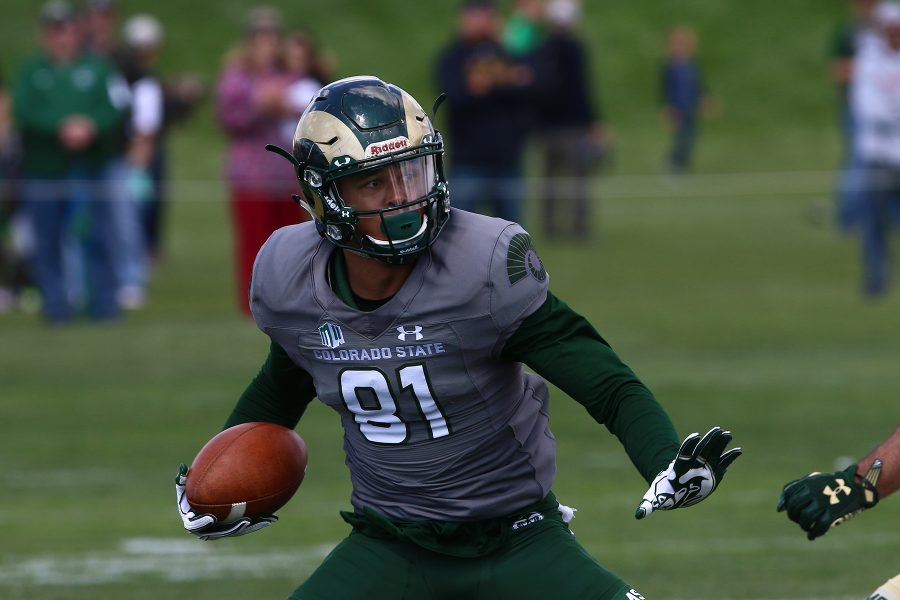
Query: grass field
xmin=2 ymin=1 xmax=900 ymax=599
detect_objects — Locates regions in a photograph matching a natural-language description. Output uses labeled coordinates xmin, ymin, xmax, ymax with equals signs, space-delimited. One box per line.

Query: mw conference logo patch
xmin=319 ymin=322 xmax=346 ymax=349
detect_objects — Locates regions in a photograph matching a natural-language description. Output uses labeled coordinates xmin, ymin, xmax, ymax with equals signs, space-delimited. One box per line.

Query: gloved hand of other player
xmin=175 ymin=464 xmax=278 ymax=541
xmin=635 ymin=426 xmax=742 ymax=520
xmin=776 ymin=461 xmax=881 ymax=541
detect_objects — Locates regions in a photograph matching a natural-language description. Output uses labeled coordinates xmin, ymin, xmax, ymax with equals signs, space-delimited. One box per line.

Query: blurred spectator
xmin=216 ymin=6 xmax=307 ymax=315
xmin=830 ymin=0 xmax=879 ymax=230
xmin=83 ymin=0 xmax=118 ymax=57
xmin=436 ymin=0 xmax=539 ymax=224
xmin=82 ymin=0 xmax=150 ymax=311
xmin=0 ymin=71 xmax=22 ymax=313
xmin=661 ymin=25 xmax=709 ymax=175
xmin=850 ymin=1 xmax=900 ymax=297
xmin=0 ymin=80 xmax=32 ymax=315
xmin=12 ymin=0 xmax=126 ymax=322
xmin=113 ymin=13 xmax=166 ymax=310
xmin=534 ymin=0 xmax=607 ymax=240
xmin=0 ymin=74 xmax=11 ymax=170
xmin=279 ymin=31 xmax=327 ymax=146
xmin=138 ymin=38 xmax=206 ymax=272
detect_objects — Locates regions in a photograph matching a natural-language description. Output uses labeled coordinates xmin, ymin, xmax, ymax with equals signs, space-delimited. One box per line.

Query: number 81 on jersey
xmin=340 ymin=364 xmax=449 ymax=444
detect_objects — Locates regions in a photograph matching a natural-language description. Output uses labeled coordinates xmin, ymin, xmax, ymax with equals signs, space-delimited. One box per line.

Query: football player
xmin=778 ymin=426 xmax=900 ymax=599
xmin=175 ymin=75 xmax=742 ymax=599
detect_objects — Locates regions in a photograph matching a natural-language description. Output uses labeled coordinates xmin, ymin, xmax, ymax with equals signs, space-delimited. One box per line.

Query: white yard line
xmin=0 ymin=538 xmax=333 ymax=587
xmin=0 ymin=532 xmax=894 ymax=596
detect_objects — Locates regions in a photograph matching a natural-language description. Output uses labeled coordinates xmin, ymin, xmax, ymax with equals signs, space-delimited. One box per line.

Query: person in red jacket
xmin=216 ymin=6 xmax=308 ymax=315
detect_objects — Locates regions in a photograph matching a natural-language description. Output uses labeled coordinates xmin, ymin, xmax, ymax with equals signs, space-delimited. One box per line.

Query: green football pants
xmin=288 ymin=510 xmax=646 ymax=600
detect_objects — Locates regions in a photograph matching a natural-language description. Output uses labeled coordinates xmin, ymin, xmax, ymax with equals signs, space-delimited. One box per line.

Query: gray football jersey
xmin=249 ymin=210 xmax=553 ymax=521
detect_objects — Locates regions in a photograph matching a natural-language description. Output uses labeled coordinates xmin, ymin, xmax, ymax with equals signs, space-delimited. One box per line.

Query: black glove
xmin=777 ymin=460 xmax=881 ymax=540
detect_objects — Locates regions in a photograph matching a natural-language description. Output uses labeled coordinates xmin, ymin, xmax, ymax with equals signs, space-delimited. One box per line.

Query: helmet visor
xmin=334 ymin=155 xmax=437 ymax=215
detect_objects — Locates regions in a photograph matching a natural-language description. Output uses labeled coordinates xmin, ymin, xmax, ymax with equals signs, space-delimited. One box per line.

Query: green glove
xmin=776 ymin=460 xmax=882 ymax=540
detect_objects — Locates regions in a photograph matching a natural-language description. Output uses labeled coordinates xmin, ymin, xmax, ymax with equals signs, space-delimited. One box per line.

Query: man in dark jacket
xmin=436 ymin=0 xmax=538 ymax=224
xmin=534 ymin=0 xmax=607 ymax=240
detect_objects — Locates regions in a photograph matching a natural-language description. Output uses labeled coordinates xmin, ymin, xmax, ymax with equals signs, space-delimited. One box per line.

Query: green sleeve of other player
xmin=502 ymin=292 xmax=680 ymax=483
xmin=224 ymin=342 xmax=316 ymax=430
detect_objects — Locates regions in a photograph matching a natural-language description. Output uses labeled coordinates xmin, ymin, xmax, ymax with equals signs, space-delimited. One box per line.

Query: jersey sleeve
xmin=501 ymin=292 xmax=680 ymax=483
xmin=224 ymin=341 xmax=317 ymax=430
xmin=488 ymin=224 xmax=550 ymax=339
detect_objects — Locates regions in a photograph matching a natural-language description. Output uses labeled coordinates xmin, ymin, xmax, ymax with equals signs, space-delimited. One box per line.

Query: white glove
xmin=175 ymin=464 xmax=278 ymax=541
xmin=635 ymin=427 xmax=742 ymax=520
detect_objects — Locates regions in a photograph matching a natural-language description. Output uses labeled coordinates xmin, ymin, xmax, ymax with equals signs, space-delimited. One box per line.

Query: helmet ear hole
xmin=304 ymin=169 xmax=324 ymax=188
xmin=326 ymin=223 xmax=352 ymax=244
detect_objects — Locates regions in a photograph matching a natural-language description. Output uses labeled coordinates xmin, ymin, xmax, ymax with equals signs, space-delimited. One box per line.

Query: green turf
xmin=3 ymin=1 xmax=899 ymax=598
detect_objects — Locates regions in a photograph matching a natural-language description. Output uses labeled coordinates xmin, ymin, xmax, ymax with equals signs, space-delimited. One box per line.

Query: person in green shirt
xmin=12 ymin=0 xmax=127 ymax=322
xmin=175 ymin=76 xmax=742 ymax=599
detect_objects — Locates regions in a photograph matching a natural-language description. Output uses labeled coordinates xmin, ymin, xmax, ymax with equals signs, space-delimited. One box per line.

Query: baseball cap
xmin=547 ymin=0 xmax=581 ymax=26
xmin=876 ymin=1 xmax=900 ymax=25
xmin=123 ymin=14 xmax=164 ymax=49
xmin=40 ymin=0 xmax=75 ymax=25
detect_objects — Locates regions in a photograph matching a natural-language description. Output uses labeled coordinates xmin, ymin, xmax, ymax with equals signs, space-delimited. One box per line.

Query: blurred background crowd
xmin=0 ymin=0 xmax=207 ymax=322
xmin=830 ymin=0 xmax=900 ymax=296
xmin=0 ymin=0 xmax=899 ymax=325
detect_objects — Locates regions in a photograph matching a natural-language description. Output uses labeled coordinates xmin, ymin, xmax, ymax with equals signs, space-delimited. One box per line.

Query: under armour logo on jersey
xmin=397 ymin=325 xmax=423 ymax=341
xmin=319 ymin=322 xmax=346 ymax=349
xmin=823 ymin=478 xmax=852 ymax=505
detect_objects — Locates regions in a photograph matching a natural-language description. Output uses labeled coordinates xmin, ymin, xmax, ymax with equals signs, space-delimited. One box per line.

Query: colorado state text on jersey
xmin=313 ymin=343 xmax=447 ymax=362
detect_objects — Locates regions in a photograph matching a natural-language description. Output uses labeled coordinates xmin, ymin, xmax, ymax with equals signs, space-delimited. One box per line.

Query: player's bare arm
xmin=857 ymin=426 xmax=900 ymax=498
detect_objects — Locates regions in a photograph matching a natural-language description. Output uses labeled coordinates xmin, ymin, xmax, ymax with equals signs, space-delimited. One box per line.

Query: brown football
xmin=185 ymin=422 xmax=308 ymax=523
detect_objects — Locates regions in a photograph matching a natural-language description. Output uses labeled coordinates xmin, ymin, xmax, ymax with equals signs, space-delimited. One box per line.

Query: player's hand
xmin=635 ymin=426 xmax=742 ymax=520
xmin=175 ymin=464 xmax=278 ymax=541
xmin=776 ymin=461 xmax=881 ymax=540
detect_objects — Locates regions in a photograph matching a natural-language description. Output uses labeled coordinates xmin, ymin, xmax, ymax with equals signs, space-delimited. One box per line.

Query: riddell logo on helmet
xmin=365 ymin=136 xmax=409 ymax=158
